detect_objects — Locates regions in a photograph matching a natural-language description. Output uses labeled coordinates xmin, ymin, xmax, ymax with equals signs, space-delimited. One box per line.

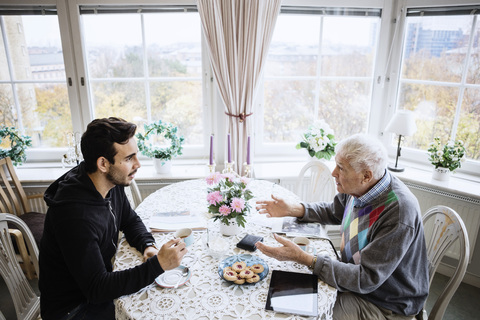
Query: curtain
xmin=197 ymin=0 xmax=281 ymax=174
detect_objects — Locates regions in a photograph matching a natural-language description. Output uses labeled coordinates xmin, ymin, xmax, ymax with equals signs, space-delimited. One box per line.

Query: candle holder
xmin=207 ymin=163 xmax=216 ymax=173
xmin=62 ymin=132 xmax=82 ymax=167
xmin=243 ymin=162 xmax=252 ymax=178
xmin=222 ymin=161 xmax=235 ymax=174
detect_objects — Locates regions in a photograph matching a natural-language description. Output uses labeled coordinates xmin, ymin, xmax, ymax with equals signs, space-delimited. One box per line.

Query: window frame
xmin=2 ymin=0 xmax=478 ymax=177
xmin=253 ymin=0 xmax=389 ymax=161
xmin=383 ymin=0 xmax=480 ymax=177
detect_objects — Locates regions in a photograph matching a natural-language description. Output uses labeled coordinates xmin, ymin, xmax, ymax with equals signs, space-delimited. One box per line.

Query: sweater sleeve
xmin=298 ymin=193 xmax=348 ymax=225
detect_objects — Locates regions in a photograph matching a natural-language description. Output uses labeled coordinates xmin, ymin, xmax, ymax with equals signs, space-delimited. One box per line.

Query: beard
xmin=106 ymin=166 xmax=136 ymax=187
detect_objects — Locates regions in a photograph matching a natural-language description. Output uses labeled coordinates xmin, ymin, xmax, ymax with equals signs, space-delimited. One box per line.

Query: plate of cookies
xmin=218 ymin=254 xmax=269 ymax=285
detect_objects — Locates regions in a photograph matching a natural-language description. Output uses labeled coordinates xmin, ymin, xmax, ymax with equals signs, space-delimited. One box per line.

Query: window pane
xmin=459 ymin=88 xmax=480 ymax=160
xmin=0 ymin=39 xmax=9 ymax=81
xmin=150 ymin=81 xmax=202 ymax=144
xmin=263 ymin=80 xmax=315 ymax=143
xmin=266 ymin=15 xmax=320 ymax=77
xmin=263 ymin=13 xmax=379 ymax=145
xmin=83 ymin=14 xmax=143 ymax=78
xmin=0 ymin=15 xmax=69 ymax=148
xmin=91 ymin=81 xmax=146 ymax=120
xmin=81 ymin=11 xmax=203 ymax=148
xmin=317 ymin=80 xmax=371 ymax=138
xmin=29 ymin=83 xmax=72 ymax=147
xmin=402 ymin=16 xmax=471 ymax=82
xmin=398 ymin=83 xmax=458 ymax=149
xmin=467 ymin=21 xmax=480 ymax=84
xmin=144 ymin=13 xmax=202 ymax=78
xmin=321 ymin=17 xmax=377 ymax=77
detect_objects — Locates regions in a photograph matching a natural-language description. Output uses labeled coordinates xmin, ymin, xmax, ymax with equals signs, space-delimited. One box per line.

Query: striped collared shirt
xmin=353 ymin=170 xmax=391 ymax=207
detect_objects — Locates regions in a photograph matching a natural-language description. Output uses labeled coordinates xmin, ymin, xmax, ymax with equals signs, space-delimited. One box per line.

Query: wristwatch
xmin=143 ymin=242 xmax=158 ymax=252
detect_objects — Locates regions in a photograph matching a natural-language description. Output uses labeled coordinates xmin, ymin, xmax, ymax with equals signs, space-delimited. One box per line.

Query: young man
xmin=39 ymin=118 xmax=186 ymax=320
xmin=256 ymin=134 xmax=429 ymax=319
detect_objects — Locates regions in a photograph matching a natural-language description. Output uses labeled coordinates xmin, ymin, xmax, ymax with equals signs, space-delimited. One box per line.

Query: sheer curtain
xmin=197 ymin=0 xmax=281 ymax=173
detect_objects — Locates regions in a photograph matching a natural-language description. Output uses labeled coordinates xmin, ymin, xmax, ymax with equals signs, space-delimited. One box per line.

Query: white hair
xmin=335 ymin=133 xmax=388 ymax=179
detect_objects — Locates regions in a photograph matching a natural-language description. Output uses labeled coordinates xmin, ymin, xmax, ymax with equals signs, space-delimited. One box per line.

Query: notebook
xmin=265 ymin=270 xmax=318 ymax=317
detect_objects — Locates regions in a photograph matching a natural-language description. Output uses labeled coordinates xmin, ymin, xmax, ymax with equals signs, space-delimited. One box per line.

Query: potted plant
xmin=0 ymin=125 xmax=32 ymax=166
xmin=206 ymin=172 xmax=253 ymax=236
xmin=296 ymin=119 xmax=337 ymax=161
xmin=427 ymin=137 xmax=466 ymax=181
xmin=136 ymin=120 xmax=184 ymax=174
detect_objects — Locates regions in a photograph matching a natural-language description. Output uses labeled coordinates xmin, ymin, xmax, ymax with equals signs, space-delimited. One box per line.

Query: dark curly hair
xmin=81 ymin=117 xmax=137 ymax=173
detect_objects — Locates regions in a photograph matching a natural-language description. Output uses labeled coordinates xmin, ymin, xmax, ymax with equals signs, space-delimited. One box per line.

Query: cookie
xmin=223 ymin=270 xmax=238 ymax=281
xmin=231 ymin=261 xmax=247 ymax=273
xmin=250 ymin=264 xmax=264 ymax=273
xmin=233 ymin=275 xmax=246 ymax=284
xmin=239 ymin=268 xmax=254 ymax=279
xmin=246 ymin=274 xmax=260 ymax=283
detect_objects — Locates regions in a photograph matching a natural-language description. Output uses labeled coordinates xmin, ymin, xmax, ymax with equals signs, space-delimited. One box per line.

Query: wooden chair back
xmin=0 ymin=157 xmax=31 ymax=216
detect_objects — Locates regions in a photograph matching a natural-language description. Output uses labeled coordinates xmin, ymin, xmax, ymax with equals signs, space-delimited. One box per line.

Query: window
xmin=79 ymin=6 xmax=204 ymax=149
xmin=396 ymin=6 xmax=480 ymax=163
xmin=257 ymin=7 xmax=381 ymax=157
xmin=0 ymin=7 xmax=72 ymax=149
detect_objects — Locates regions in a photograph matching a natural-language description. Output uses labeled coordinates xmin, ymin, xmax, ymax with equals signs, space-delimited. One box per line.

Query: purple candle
xmin=227 ymin=133 xmax=231 ymax=163
xmin=246 ymin=136 xmax=250 ymax=165
xmin=209 ymin=135 xmax=213 ymax=165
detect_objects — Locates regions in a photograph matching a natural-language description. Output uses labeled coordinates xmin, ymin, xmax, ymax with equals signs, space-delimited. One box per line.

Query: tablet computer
xmin=265 ymin=270 xmax=318 ymax=317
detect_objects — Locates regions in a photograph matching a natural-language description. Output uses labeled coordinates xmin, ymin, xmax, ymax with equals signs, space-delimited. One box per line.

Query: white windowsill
xmin=15 ymin=159 xmax=480 ymax=201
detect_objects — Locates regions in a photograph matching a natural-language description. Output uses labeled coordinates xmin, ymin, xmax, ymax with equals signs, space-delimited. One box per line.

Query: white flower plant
xmin=296 ymin=119 xmax=337 ymax=160
xmin=427 ymin=137 xmax=466 ymax=172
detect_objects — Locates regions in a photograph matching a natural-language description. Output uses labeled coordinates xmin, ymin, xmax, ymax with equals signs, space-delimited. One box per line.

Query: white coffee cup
xmin=293 ymin=236 xmax=314 ymax=253
xmin=175 ymin=228 xmax=194 ymax=247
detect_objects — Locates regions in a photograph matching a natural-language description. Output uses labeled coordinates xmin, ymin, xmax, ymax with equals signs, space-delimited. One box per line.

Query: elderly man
xmin=256 ymin=133 xmax=428 ymax=320
xmin=39 ymin=118 xmax=187 ymax=320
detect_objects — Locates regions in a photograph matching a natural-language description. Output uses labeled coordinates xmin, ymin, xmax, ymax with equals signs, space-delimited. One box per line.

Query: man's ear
xmin=96 ymin=157 xmax=110 ymax=174
xmin=363 ymin=170 xmax=373 ymax=184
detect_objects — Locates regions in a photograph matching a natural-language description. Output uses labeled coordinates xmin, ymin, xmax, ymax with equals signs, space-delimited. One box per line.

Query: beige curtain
xmin=197 ymin=0 xmax=281 ymax=174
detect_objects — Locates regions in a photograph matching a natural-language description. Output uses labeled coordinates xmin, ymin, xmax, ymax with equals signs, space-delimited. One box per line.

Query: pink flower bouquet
xmin=206 ymin=172 xmax=253 ymax=227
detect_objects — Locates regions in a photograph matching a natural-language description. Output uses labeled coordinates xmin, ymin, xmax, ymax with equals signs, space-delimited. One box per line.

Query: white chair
xmin=420 ymin=205 xmax=470 ymax=320
xmin=295 ymin=160 xmax=339 ymax=246
xmin=0 ymin=213 xmax=40 ymax=320
xmin=125 ymin=179 xmax=142 ymax=209
xmin=295 ymin=160 xmax=336 ymax=203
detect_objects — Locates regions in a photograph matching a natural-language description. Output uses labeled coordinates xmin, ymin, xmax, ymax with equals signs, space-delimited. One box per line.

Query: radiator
xmin=28 ymin=195 xmax=47 ymax=213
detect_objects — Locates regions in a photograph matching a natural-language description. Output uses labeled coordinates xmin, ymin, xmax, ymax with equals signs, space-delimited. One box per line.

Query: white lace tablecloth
xmin=114 ymin=179 xmax=337 ymax=319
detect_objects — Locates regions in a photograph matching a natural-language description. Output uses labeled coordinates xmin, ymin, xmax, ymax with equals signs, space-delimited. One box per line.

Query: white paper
xmin=149 ymin=210 xmax=206 ymax=231
xmin=270 ymin=293 xmax=318 ymax=316
xmin=249 ymin=214 xmax=282 ymax=229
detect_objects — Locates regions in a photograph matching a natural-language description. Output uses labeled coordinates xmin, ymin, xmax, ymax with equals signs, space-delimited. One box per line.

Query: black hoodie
xmin=39 ymin=162 xmax=163 ymax=319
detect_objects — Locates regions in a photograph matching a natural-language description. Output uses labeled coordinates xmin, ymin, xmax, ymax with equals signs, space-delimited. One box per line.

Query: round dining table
xmin=113 ymin=178 xmax=337 ymax=319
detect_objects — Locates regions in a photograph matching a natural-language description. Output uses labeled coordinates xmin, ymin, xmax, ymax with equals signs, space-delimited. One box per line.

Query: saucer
xmin=155 ymin=265 xmax=191 ymax=288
